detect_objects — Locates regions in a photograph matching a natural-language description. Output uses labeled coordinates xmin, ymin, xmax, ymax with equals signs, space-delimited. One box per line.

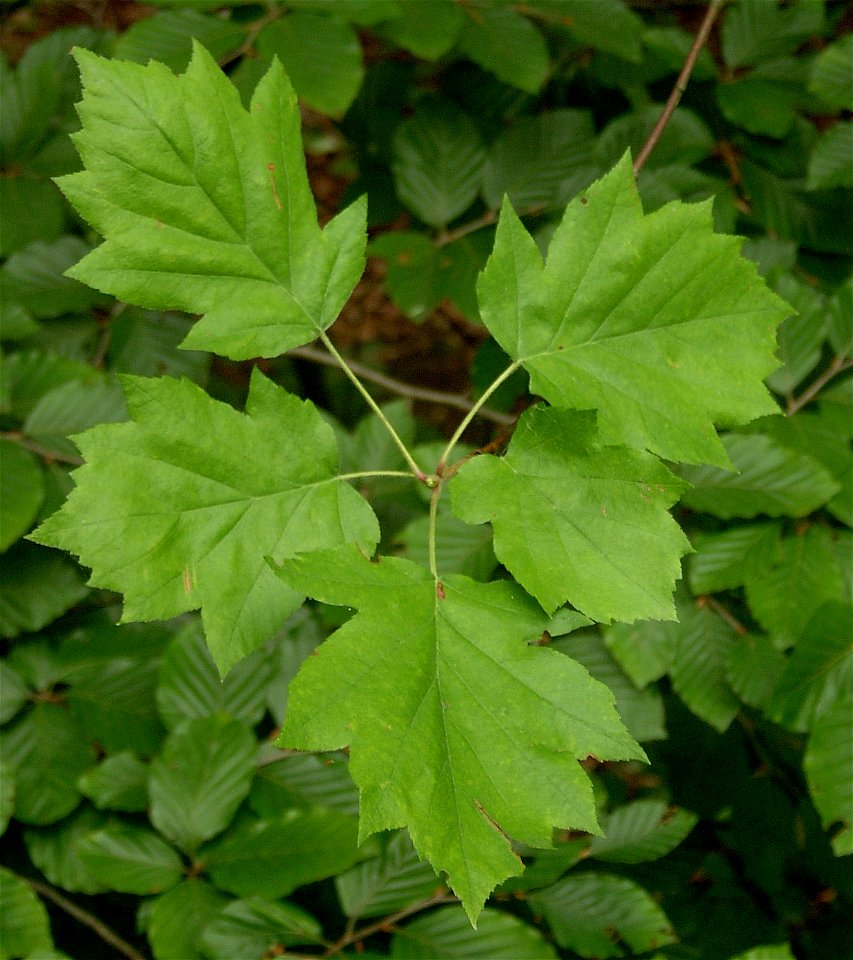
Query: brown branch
xmin=786 ymin=354 xmax=853 ymax=416
xmin=323 ymin=891 xmax=458 ymax=957
xmin=633 ymin=0 xmax=728 ymax=174
xmin=698 ymin=595 xmax=748 ymax=636
xmin=0 ymin=432 xmax=83 ymax=466
xmin=288 ymin=345 xmax=515 ymax=426
xmin=24 ymin=877 xmax=148 ymax=960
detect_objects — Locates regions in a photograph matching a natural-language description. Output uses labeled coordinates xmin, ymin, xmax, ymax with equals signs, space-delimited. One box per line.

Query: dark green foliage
xmin=1 ymin=1 xmax=850 ymax=957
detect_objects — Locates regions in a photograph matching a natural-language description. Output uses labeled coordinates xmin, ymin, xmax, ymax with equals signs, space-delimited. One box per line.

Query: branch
xmin=288 ymin=344 xmax=515 ymax=426
xmin=786 ymin=354 xmax=853 ymax=416
xmin=633 ymin=0 xmax=728 ymax=174
xmin=24 ymin=877 xmax=148 ymax=960
xmin=323 ymin=891 xmax=458 ymax=957
xmin=0 ymin=432 xmax=83 ymax=466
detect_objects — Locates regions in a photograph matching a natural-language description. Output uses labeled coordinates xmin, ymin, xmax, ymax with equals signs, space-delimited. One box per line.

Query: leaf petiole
xmin=437 ymin=360 xmax=522 ymax=472
xmin=319 ymin=331 xmax=429 ymax=482
xmin=427 ymin=478 xmax=442 ymax=579
xmin=338 ymin=470 xmax=420 ymax=483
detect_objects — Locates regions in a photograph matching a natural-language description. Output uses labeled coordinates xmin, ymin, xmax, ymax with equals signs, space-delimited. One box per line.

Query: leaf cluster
xmin=1 ymin=2 xmax=851 ymax=959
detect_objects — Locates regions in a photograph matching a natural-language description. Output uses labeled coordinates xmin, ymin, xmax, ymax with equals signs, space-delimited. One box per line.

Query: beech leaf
xmin=274 ymin=545 xmax=644 ymax=921
xmin=30 ymin=370 xmax=379 ymax=673
xmin=477 ymin=154 xmax=789 ymax=465
xmin=451 ymin=405 xmax=691 ymax=620
xmin=58 ymin=44 xmax=367 ymax=360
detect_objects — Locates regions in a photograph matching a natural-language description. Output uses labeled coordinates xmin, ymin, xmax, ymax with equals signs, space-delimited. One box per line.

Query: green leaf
xmin=725 ymin=633 xmax=787 ymax=710
xmin=0 ymin=177 xmax=65 ymax=256
xmin=766 ymin=274 xmax=826 ymax=393
xmin=728 ymin=946 xmax=796 ymax=960
xmin=598 ymin=105 xmax=714 ymax=170
xmin=0 ymin=441 xmax=44 ymax=551
xmin=380 ymin=0 xmax=463 ymax=59
xmin=58 ymin=45 xmax=367 ymax=360
xmin=688 ymin=522 xmax=781 ymax=595
xmin=23 ymin=377 xmax=127 ymax=459
xmin=65 ymin=653 xmax=165 ymax=756
xmin=1 ymin=352 xmax=96 ymax=421
xmin=23 ymin=805 xmax=110 ymax=895
xmin=677 ymin=433 xmax=840 ymax=518
xmin=114 ymin=9 xmax=245 ymax=72
xmin=275 ymin=545 xmax=644 ymax=921
xmin=77 ymin=751 xmax=149 ymax=812
xmin=0 ymin=867 xmax=53 ymax=959
xmin=553 ymin=631 xmax=667 ymax=743
xmin=669 ymin=599 xmax=741 ymax=732
xmin=744 ymin=527 xmax=844 ymax=648
xmin=529 ymin=873 xmax=676 ymax=957
xmin=0 ymin=26 xmax=99 ymax=167
xmin=0 ymin=662 xmax=29 ymax=725
xmin=202 ymin=808 xmax=362 ymax=899
xmin=392 ymin=100 xmax=485 ymax=228
xmin=0 ymin=703 xmax=94 ymax=825
xmin=456 ymin=6 xmax=549 ymax=94
xmin=146 ymin=879 xmax=228 ymax=960
xmin=77 ymin=823 xmax=184 ymax=895
xmin=602 ymin=619 xmax=677 ymax=690
xmin=804 ymin=691 xmax=853 ymax=856
xmin=254 ymin=13 xmax=364 ymax=116
xmin=156 ymin=620 xmax=273 ymax=730
xmin=716 ymin=64 xmax=804 ymax=139
xmin=588 ymin=799 xmax=697 ymax=863
xmin=809 ymin=34 xmax=853 ymax=111
xmin=0 ymin=237 xmax=105 ymax=322
xmin=199 ymin=897 xmax=324 ymax=959
xmin=250 ymin=752 xmax=359 ymax=818
xmin=768 ymin=602 xmax=852 ymax=732
xmin=367 ymin=232 xmax=446 ymax=320
xmin=721 ymin=0 xmax=824 ymax=67
xmin=149 ymin=715 xmax=257 ymax=854
xmin=393 ymin=906 xmax=557 ymax=958
xmin=107 ymin=308 xmax=209 ymax=382
xmin=477 ymin=155 xmax=787 ymax=466
xmin=530 ymin=0 xmax=643 ymax=62
xmin=807 ymin=122 xmax=853 ymax=191
xmin=336 ymin=832 xmax=441 ymax=920
xmin=826 ymin=276 xmax=853 ymax=359
xmin=31 ymin=370 xmax=379 ymax=673
xmin=0 ymin=768 xmax=12 ymax=843
xmin=453 ymin=406 xmax=689 ymax=620
xmin=481 ymin=110 xmax=597 ymax=213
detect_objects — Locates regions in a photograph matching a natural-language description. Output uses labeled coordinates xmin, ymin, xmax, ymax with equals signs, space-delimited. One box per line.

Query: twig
xmin=786 ymin=354 xmax=853 ymax=416
xmin=0 ymin=432 xmax=83 ymax=466
xmin=323 ymin=891 xmax=458 ymax=957
xmin=435 ymin=210 xmax=498 ymax=247
xmin=288 ymin=345 xmax=515 ymax=426
xmin=24 ymin=877 xmax=148 ymax=960
xmin=217 ymin=4 xmax=282 ymax=68
xmin=633 ymin=0 xmax=728 ymax=174
xmin=698 ymin=595 xmax=748 ymax=636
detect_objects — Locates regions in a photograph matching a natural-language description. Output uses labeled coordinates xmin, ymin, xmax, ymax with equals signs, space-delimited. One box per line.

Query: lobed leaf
xmin=452 ymin=405 xmax=691 ymax=620
xmin=30 ymin=370 xmax=379 ymax=673
xmin=275 ymin=545 xmax=644 ymax=921
xmin=58 ymin=44 xmax=367 ymax=360
xmin=477 ymin=155 xmax=788 ymax=466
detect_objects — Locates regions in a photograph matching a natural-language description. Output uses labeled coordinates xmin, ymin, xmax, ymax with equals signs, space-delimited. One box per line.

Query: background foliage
xmin=0 ymin=1 xmax=851 ymax=958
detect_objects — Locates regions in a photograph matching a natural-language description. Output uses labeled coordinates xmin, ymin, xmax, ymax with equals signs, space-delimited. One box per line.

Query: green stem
xmin=319 ymin=331 xmax=428 ymax=481
xmin=437 ymin=360 xmax=522 ymax=472
xmin=339 ymin=470 xmax=419 ymax=483
xmin=428 ymin=479 xmax=442 ymax=579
